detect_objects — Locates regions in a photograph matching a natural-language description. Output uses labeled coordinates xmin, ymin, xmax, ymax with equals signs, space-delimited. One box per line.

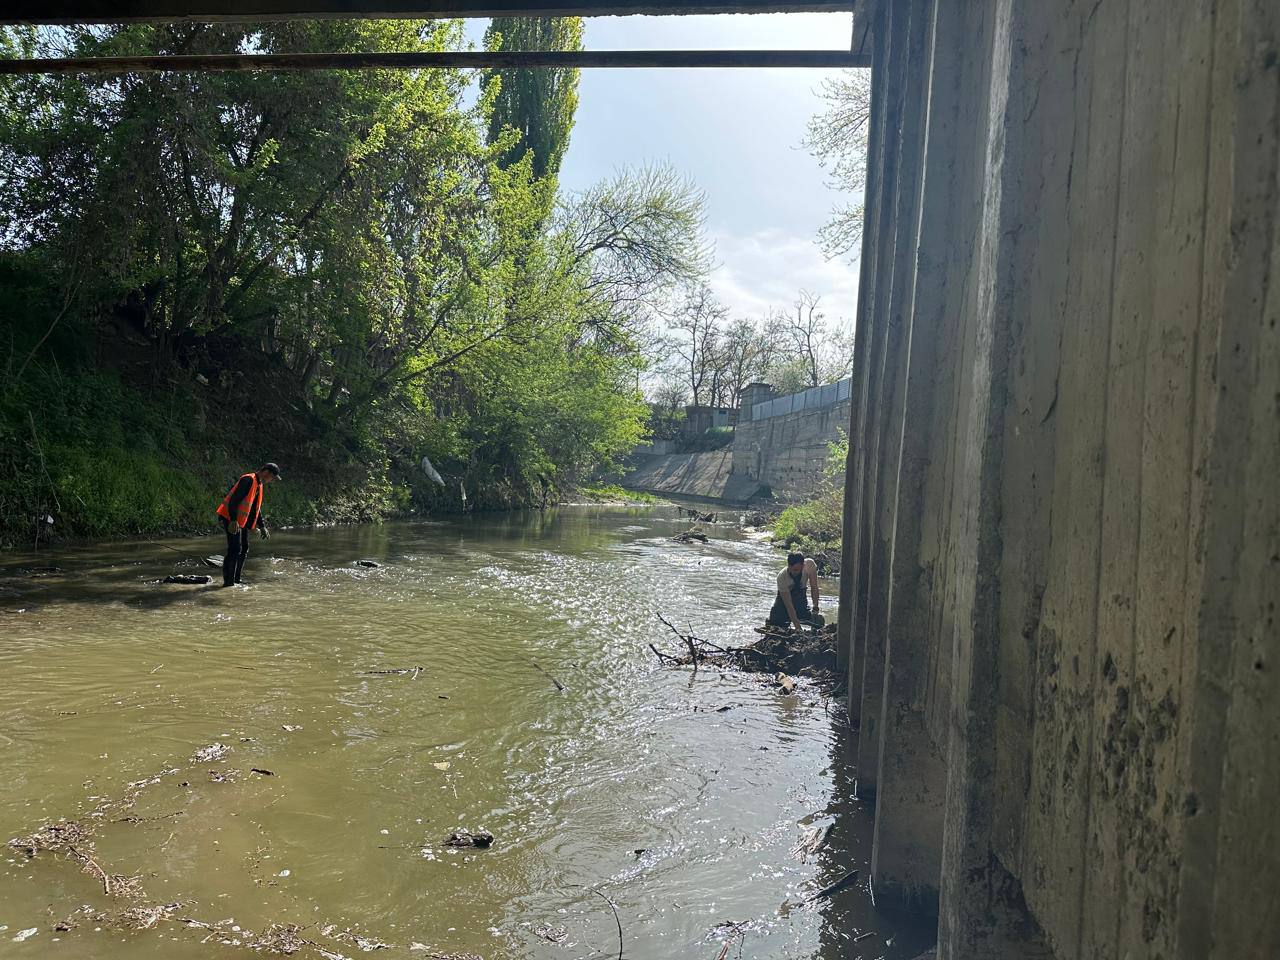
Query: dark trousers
xmin=220 ymin=518 xmax=250 ymax=586
xmin=768 ymin=591 xmax=812 ymax=627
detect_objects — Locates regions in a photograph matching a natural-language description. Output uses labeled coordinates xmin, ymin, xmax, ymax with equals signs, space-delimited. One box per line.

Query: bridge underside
xmin=837 ymin=0 xmax=1278 ymax=958
xmin=4 ymin=0 xmax=856 ymax=24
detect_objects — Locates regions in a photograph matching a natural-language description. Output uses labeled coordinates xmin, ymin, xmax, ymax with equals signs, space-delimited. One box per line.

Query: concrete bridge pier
xmin=837 ymin=0 xmax=1279 ymax=956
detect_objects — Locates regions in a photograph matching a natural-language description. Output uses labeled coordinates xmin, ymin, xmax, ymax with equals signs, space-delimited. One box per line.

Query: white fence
xmin=748 ymin=377 xmax=852 ymax=421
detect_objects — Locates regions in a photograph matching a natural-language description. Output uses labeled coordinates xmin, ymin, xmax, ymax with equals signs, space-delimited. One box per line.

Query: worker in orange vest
xmin=215 ymin=462 xmax=280 ymax=587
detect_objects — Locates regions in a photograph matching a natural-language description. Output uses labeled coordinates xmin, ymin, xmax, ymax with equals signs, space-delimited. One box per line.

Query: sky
xmin=466 ymin=12 xmax=863 ymax=324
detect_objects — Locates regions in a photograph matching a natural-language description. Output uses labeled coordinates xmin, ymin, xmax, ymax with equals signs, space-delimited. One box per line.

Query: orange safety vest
xmin=216 ymin=473 xmax=263 ymax=530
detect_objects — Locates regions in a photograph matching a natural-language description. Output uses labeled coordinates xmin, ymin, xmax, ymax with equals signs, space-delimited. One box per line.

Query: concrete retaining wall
xmin=839 ymin=1 xmax=1279 ymax=958
xmin=731 ymin=398 xmax=850 ymax=502
xmin=621 ymin=450 xmax=765 ymax=503
xmin=625 ymin=394 xmax=850 ymax=505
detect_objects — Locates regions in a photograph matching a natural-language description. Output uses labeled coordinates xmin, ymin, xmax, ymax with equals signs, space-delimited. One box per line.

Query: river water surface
xmin=0 ymin=506 xmax=934 ymax=960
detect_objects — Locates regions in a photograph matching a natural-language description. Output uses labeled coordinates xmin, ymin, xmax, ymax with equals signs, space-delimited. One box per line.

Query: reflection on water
xmin=0 ymin=507 xmax=934 ymax=958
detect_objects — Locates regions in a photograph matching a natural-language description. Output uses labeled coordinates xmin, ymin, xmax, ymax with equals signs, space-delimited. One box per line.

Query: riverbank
xmin=0 ymin=477 xmax=664 ymax=554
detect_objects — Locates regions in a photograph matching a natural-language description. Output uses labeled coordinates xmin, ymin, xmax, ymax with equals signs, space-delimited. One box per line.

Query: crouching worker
xmin=215 ymin=462 xmax=280 ymax=587
xmin=768 ymin=551 xmax=823 ymax=629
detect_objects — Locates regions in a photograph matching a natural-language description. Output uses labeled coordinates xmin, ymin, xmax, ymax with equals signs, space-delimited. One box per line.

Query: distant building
xmin=738 ymin=382 xmax=776 ymax=417
xmin=682 ymin=404 xmax=737 ymax=435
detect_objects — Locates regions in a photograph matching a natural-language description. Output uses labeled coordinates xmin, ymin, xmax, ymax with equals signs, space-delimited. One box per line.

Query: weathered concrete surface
xmin=625 ymin=392 xmax=851 ymax=504
xmin=621 ymin=450 xmax=764 ymax=503
xmin=732 ymin=397 xmax=850 ymax=502
xmin=839 ymin=0 xmax=1279 ymax=956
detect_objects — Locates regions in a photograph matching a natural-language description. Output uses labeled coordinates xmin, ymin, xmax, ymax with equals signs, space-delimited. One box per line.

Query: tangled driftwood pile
xmin=649 ymin=615 xmax=843 ymax=692
xmin=677 ymin=506 xmax=719 ymax=523
xmin=669 ymin=528 xmax=709 ymax=544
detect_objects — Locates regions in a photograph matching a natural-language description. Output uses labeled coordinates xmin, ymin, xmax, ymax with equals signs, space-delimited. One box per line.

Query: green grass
xmin=576 ymin=482 xmax=661 ymax=504
xmin=0 ymin=361 xmax=413 ymax=548
xmin=773 ymin=483 xmax=843 ymax=555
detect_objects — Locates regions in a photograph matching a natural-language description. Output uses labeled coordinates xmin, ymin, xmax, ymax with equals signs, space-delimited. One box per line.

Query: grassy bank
xmin=574 ymin=483 xmax=662 ymax=505
xmin=0 ymin=364 xmax=410 ymax=550
xmin=768 ymin=433 xmax=847 ymax=571
xmin=0 ymin=358 xmax=657 ymax=551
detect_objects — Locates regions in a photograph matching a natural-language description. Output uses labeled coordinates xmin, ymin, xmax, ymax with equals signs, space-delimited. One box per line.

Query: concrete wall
xmin=621 ymin=450 xmax=766 ymax=503
xmin=838 ymin=1 xmax=1279 ymax=958
xmin=732 ymin=397 xmax=850 ymax=501
xmin=625 ymin=391 xmax=850 ymax=504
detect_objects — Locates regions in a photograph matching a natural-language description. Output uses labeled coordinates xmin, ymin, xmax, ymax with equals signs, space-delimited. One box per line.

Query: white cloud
xmin=708 ymin=227 xmax=860 ymax=323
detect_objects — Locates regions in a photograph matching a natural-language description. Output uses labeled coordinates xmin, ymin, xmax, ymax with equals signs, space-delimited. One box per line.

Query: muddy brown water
xmin=0 ymin=506 xmax=935 ymax=959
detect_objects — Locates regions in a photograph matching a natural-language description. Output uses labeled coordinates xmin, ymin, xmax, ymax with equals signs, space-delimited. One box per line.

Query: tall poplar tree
xmin=483 ymin=17 xmax=584 ymax=181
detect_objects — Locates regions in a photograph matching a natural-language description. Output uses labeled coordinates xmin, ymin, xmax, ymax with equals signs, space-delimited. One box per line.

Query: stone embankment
xmin=624 ymin=385 xmax=851 ymax=505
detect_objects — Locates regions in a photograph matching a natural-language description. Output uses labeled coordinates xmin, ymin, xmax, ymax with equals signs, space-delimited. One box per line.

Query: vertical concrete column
xmin=840 ymin=0 xmax=909 ymax=765
xmin=1177 ymin=3 xmax=1280 ymax=956
xmin=868 ymin=0 xmax=960 ymax=912
xmin=855 ymin=0 xmax=932 ymax=800
xmin=934 ymin=0 xmax=1031 ymax=954
xmin=837 ymin=0 xmax=890 ymax=707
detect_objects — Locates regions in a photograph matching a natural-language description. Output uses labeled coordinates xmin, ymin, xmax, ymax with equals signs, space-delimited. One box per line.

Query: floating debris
xmin=115 ymin=902 xmax=180 ymax=930
xmin=532 ymin=923 xmax=567 ymax=943
xmin=807 ymin=868 xmax=860 ymax=901
xmin=335 ymin=930 xmax=389 ymax=951
xmin=677 ymin=506 xmax=718 ymax=523
xmin=192 ymin=742 xmax=230 ymax=763
xmin=364 ymin=667 xmax=422 ymax=679
xmin=251 ymin=923 xmax=305 ymax=955
xmin=445 ymin=828 xmax=493 ymax=849
xmin=9 ymin=819 xmax=92 ymax=856
xmin=670 ymin=529 xmax=709 ymax=544
xmin=649 ymin=617 xmax=843 ymax=693
xmin=14 ymin=565 xmax=63 ymax=577
xmin=10 ymin=750 xmax=396 ymax=960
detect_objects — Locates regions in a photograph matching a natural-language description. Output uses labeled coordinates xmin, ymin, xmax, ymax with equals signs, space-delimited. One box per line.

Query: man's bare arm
xmin=781 ymin=589 xmax=801 ymax=625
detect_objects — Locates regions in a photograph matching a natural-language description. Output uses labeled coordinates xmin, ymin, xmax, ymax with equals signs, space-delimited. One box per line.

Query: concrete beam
xmin=0 ymin=0 xmax=857 ymax=24
xmin=0 ymin=49 xmax=870 ymax=73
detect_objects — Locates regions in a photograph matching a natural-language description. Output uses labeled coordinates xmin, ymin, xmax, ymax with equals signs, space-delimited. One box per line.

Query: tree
xmin=787 ymin=290 xmax=826 ymax=389
xmin=555 ymin=164 xmax=711 ymax=355
xmin=0 ymin=23 xmax=718 ymax=519
xmin=483 ymin=17 xmax=583 ymax=181
xmin=802 ymin=69 xmax=872 ymax=262
xmin=718 ymin=316 xmax=775 ymax=407
xmin=667 ymin=283 xmax=727 ymax=407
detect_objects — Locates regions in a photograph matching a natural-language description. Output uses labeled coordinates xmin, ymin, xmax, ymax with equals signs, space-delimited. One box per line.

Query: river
xmin=0 ymin=506 xmax=935 ymax=959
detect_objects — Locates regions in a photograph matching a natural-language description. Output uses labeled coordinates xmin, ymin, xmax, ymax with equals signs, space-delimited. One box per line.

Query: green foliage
xmin=483 ymin=17 xmax=583 ymax=181
xmin=773 ymin=486 xmax=843 ymax=555
xmin=678 ymin=426 xmax=734 ymax=453
xmin=577 ymin=483 xmax=660 ymax=504
xmin=646 ymin=403 xmax=686 ymax=441
xmin=0 ymin=23 xmax=709 ymax=546
xmin=803 ymin=69 xmax=872 ymax=262
xmin=825 ymin=428 xmax=849 ymax=477
xmin=772 ymin=430 xmax=848 ymax=555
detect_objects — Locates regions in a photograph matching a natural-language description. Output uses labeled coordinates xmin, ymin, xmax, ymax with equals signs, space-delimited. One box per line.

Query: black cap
xmin=262 ymin=462 xmax=281 ymax=478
